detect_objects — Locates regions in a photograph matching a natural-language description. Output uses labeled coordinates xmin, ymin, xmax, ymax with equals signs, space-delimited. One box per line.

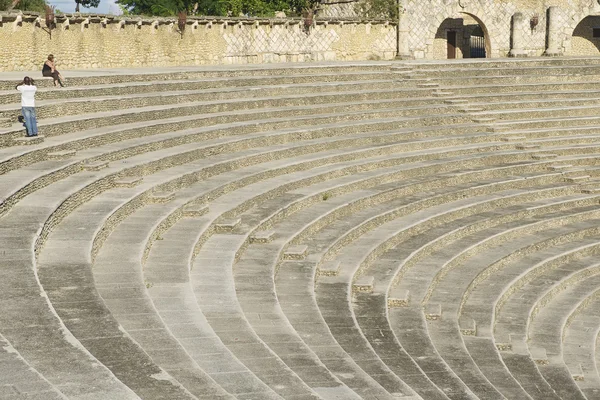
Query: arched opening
xmin=568 ymin=15 xmax=600 ymax=56
xmin=433 ymin=13 xmax=489 ymax=59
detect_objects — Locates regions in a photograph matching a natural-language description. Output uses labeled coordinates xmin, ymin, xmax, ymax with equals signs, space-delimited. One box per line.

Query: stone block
xmin=148 ymin=191 xmax=175 ymax=203
xmin=47 ymin=150 xmax=76 ymax=160
xmin=472 ymin=117 xmax=496 ymax=123
xmin=283 ymin=245 xmax=308 ymax=260
xmin=459 ymin=317 xmax=477 ymax=336
xmin=12 ymin=135 xmax=44 ymax=146
xmin=459 ymin=107 xmax=484 ymax=113
xmin=530 ymin=346 xmax=548 ymax=365
xmin=581 ymin=187 xmax=600 ymax=194
xmin=82 ymin=160 xmax=108 ymax=171
xmin=249 ymin=230 xmax=275 ymax=244
xmin=569 ymin=364 xmax=584 ymax=381
xmin=114 ymin=176 xmax=143 ymax=188
xmin=352 ymin=276 xmax=374 ymax=293
xmin=549 ymin=164 xmax=573 ymax=171
xmin=416 ymin=82 xmax=439 ymax=88
xmin=215 ymin=218 xmax=241 ymax=233
xmin=183 ymin=204 xmax=209 ymax=217
xmin=500 ymin=135 xmax=526 ymax=142
xmin=317 ymin=261 xmax=341 ymax=277
xmin=516 ymin=144 xmax=541 ymax=150
xmin=495 ymin=342 xmax=512 ymax=351
xmin=565 ymin=175 xmax=590 ymax=183
xmin=531 ymin=153 xmax=557 ymax=160
xmin=387 ymin=288 xmax=410 ymax=307
xmin=424 ymin=303 xmax=441 ymax=320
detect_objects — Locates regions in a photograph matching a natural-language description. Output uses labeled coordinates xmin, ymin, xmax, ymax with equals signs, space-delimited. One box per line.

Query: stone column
xmin=395 ymin=0 xmax=411 ymax=59
xmin=544 ymin=6 xmax=562 ymax=56
xmin=509 ymin=12 xmax=528 ymax=57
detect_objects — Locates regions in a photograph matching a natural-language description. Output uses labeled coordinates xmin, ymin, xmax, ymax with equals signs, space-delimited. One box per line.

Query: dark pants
xmin=43 ymin=69 xmax=63 ymax=86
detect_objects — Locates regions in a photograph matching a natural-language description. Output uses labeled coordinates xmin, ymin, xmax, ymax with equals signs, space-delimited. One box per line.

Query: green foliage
xmin=354 ymin=0 xmax=397 ymax=20
xmin=0 ymin=0 xmax=11 ymax=11
xmin=117 ymin=0 xmax=314 ymax=17
xmin=14 ymin=0 xmax=47 ymax=12
xmin=75 ymin=0 xmax=100 ymax=12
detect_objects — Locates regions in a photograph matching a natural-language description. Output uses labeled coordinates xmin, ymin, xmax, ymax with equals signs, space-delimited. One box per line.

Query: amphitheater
xmin=4 ymin=57 xmax=600 ymax=400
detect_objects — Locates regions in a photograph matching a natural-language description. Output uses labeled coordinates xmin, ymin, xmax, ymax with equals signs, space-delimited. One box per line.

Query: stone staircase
xmin=3 ymin=58 xmax=600 ymax=399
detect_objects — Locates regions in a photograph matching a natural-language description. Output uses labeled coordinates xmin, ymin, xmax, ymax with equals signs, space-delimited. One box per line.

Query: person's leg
xmin=22 ymin=107 xmax=37 ymax=136
xmin=53 ymin=71 xmax=64 ymax=87
xmin=29 ymin=107 xmax=38 ymax=136
xmin=43 ymin=70 xmax=57 ymax=86
xmin=21 ymin=107 xmax=32 ymax=136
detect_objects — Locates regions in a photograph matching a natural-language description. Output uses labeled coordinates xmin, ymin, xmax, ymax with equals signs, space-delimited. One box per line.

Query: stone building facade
xmin=394 ymin=0 xmax=600 ymax=59
xmin=3 ymin=0 xmax=600 ymax=72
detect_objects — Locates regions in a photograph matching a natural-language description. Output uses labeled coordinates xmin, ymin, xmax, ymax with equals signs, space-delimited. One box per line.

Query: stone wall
xmin=0 ymin=13 xmax=397 ymax=72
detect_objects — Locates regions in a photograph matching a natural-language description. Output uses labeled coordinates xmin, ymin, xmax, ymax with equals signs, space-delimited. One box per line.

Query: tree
xmin=75 ymin=0 xmax=100 ymax=12
xmin=116 ymin=0 xmax=197 ymax=16
xmin=116 ymin=0 xmax=308 ymax=17
xmin=0 ymin=0 xmax=48 ymax=12
xmin=353 ymin=0 xmax=397 ymax=19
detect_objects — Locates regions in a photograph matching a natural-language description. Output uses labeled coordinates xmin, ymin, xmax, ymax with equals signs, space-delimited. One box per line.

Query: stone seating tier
xmin=4 ymin=59 xmax=600 ymax=399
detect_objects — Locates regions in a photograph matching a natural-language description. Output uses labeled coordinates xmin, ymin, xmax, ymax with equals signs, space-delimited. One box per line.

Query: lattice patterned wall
xmin=0 ymin=13 xmax=397 ymax=71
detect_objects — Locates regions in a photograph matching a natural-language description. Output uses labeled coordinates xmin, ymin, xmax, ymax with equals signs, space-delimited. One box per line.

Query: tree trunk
xmin=75 ymin=0 xmax=80 ymax=12
xmin=8 ymin=0 xmax=20 ymax=11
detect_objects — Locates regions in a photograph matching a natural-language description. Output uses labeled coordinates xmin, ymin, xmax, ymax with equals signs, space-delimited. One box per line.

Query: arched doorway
xmin=568 ymin=15 xmax=600 ymax=55
xmin=433 ymin=14 xmax=489 ymax=59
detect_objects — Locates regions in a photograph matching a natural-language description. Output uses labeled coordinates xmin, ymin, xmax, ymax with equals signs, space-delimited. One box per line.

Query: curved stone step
xmin=528 ymin=266 xmax=600 ymax=396
xmin=0 ymin=333 xmax=66 ymax=400
xmin=458 ymin=223 xmax=600 ymax=398
xmin=563 ymin=291 xmax=600 ymax=398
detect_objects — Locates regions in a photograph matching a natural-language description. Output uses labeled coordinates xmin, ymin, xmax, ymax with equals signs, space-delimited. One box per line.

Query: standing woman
xmin=42 ymin=54 xmax=64 ymax=87
xmin=16 ymin=76 xmax=38 ymax=137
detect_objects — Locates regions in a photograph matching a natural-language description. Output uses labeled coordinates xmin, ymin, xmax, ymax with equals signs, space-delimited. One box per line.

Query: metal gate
xmin=470 ymin=35 xmax=486 ymax=58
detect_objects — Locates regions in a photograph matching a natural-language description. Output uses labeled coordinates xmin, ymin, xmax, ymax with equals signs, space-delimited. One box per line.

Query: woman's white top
xmin=17 ymin=85 xmax=37 ymax=107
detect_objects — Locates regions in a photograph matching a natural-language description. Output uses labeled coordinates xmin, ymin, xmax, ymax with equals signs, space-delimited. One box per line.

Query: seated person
xmin=42 ymin=54 xmax=64 ymax=87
